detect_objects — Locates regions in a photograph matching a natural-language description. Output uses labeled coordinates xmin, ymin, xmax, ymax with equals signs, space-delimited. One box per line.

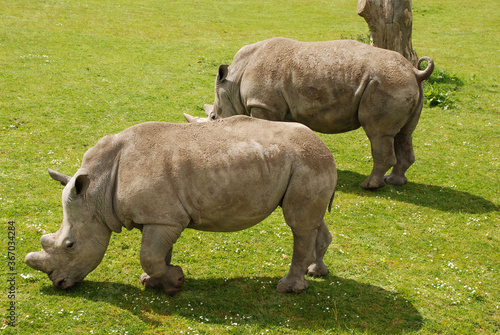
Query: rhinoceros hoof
xmin=140 ymin=273 xmax=163 ymax=289
xmin=140 ymin=272 xmax=184 ymax=296
xmin=384 ymin=174 xmax=407 ymax=186
xmin=361 ymin=177 xmax=385 ymax=190
xmin=307 ymin=263 xmax=329 ymax=277
xmin=276 ymin=276 xmax=309 ymax=294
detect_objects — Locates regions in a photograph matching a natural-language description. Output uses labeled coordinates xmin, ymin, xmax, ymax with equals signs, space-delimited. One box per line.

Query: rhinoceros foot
xmin=360 ymin=176 xmax=386 ymax=190
xmin=307 ymin=262 xmax=329 ymax=277
xmin=384 ymin=174 xmax=408 ymax=186
xmin=276 ymin=275 xmax=309 ymax=294
xmin=140 ymin=273 xmax=162 ymax=288
xmin=140 ymin=265 xmax=185 ymax=296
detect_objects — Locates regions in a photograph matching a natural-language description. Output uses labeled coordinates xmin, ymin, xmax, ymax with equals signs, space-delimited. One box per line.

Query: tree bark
xmin=357 ymin=0 xmax=418 ymax=66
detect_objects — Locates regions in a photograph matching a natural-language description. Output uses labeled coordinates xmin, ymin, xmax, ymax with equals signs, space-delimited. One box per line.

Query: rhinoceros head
xmin=25 ymin=169 xmax=112 ymax=290
xmin=212 ymin=64 xmax=246 ymax=119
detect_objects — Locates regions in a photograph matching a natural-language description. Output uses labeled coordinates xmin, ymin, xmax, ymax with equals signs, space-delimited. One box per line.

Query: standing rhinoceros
xmin=25 ymin=116 xmax=337 ymax=295
xmin=187 ymin=37 xmax=434 ymax=189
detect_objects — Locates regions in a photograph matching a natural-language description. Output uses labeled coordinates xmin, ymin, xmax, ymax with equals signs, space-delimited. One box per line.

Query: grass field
xmin=1 ymin=0 xmax=499 ymax=334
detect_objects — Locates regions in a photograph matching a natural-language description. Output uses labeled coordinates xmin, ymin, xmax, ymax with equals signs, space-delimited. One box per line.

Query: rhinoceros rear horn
xmin=48 ymin=168 xmax=71 ymax=186
xmin=217 ymin=64 xmax=229 ymax=81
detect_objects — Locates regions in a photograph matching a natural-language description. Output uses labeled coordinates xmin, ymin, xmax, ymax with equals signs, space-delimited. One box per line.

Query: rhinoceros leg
xmin=307 ymin=220 xmax=332 ymax=277
xmin=359 ymin=79 xmax=421 ymax=189
xmin=361 ymin=134 xmax=397 ymax=189
xmin=385 ymin=103 xmax=421 ymax=186
xmin=139 ymin=224 xmax=185 ymax=296
xmin=385 ymin=131 xmax=415 ymax=186
xmin=276 ymin=228 xmax=318 ymax=294
xmin=139 ymin=247 xmax=173 ymax=288
xmin=277 ymin=169 xmax=333 ymax=293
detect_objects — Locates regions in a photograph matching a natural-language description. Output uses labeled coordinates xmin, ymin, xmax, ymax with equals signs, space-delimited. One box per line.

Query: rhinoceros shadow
xmin=337 ymin=170 xmax=499 ymax=214
xmin=43 ymin=275 xmax=423 ymax=334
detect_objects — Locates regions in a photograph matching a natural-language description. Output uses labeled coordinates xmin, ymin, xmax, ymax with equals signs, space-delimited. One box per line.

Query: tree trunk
xmin=357 ymin=0 xmax=418 ymax=66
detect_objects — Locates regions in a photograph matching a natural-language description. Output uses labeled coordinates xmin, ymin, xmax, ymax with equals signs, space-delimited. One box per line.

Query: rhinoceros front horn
xmin=183 ymin=113 xmax=209 ymax=123
xmin=25 ymin=251 xmax=52 ymax=273
xmin=48 ymin=168 xmax=71 ymax=186
xmin=183 ymin=113 xmax=197 ymax=123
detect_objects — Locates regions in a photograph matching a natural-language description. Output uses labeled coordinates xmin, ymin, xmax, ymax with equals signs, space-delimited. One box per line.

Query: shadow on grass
xmin=338 ymin=170 xmax=499 ymax=214
xmin=41 ymin=275 xmax=423 ymax=334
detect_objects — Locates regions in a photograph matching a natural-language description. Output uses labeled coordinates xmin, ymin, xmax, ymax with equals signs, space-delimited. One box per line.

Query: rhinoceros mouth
xmin=49 ymin=272 xmax=79 ymax=290
xmin=55 ymin=278 xmax=75 ymax=290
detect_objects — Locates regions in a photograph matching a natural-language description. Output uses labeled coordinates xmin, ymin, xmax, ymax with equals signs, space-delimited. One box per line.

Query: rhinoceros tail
xmin=415 ymin=57 xmax=434 ymax=83
xmin=327 ymin=190 xmax=335 ymax=212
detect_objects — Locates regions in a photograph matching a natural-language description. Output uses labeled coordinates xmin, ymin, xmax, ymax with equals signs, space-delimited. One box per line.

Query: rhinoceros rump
xmin=192 ymin=37 xmax=434 ymax=189
xmin=26 ymin=116 xmax=337 ymax=295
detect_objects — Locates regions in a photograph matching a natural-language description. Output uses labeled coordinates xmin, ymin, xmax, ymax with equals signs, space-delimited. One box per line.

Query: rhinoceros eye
xmin=65 ymin=240 xmax=75 ymax=250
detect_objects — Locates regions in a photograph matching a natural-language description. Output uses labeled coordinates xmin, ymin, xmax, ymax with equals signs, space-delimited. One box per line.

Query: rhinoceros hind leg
xmin=361 ymin=135 xmax=397 ymax=190
xmin=275 ymin=228 xmax=318 ymax=294
xmin=278 ymin=164 xmax=335 ymax=293
xmin=360 ymin=79 xmax=416 ymax=189
xmin=307 ymin=220 xmax=332 ymax=277
xmin=385 ymin=130 xmax=415 ymax=186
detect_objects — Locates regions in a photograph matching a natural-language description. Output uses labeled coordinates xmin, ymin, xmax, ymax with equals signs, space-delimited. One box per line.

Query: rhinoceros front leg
xmin=139 ymin=224 xmax=185 ymax=296
xmin=276 ymin=228 xmax=318 ymax=294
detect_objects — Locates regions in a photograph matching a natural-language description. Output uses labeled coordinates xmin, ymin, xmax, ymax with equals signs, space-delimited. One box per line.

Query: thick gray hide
xmin=209 ymin=37 xmax=434 ymax=189
xmin=26 ymin=116 xmax=337 ymax=295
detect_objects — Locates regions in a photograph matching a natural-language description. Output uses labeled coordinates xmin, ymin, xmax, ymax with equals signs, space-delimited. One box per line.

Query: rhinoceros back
xmin=81 ymin=116 xmax=336 ymax=232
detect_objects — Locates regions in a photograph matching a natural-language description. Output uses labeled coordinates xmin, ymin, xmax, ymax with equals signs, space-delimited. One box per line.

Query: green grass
xmin=1 ymin=0 xmax=499 ymax=334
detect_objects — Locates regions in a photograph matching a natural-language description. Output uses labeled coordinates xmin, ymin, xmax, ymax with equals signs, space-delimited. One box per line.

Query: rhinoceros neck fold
xmin=87 ymin=154 xmax=124 ymax=233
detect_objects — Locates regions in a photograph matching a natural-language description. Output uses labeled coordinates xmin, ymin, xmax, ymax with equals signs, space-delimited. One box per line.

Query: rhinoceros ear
xmin=217 ymin=65 xmax=229 ymax=82
xmin=203 ymin=104 xmax=213 ymax=117
xmin=69 ymin=170 xmax=90 ymax=198
xmin=48 ymin=168 xmax=71 ymax=186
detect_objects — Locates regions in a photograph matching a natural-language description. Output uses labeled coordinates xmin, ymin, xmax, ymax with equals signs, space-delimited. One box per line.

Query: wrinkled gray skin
xmin=187 ymin=37 xmax=434 ymax=189
xmin=25 ymin=116 xmax=337 ymax=295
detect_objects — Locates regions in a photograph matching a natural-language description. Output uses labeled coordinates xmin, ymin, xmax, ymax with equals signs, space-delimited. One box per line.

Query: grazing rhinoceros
xmin=185 ymin=37 xmax=434 ymax=189
xmin=25 ymin=116 xmax=337 ymax=295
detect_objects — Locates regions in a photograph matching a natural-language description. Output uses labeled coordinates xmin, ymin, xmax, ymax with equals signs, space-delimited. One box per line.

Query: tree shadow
xmin=337 ymin=170 xmax=499 ymax=214
xmin=41 ymin=275 xmax=422 ymax=334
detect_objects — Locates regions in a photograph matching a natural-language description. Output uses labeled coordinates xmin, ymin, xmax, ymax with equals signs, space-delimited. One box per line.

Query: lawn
xmin=1 ymin=0 xmax=498 ymax=334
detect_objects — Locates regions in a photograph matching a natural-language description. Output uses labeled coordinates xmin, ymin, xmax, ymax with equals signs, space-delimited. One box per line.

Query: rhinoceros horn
xmin=48 ymin=168 xmax=71 ymax=186
xmin=183 ymin=113 xmax=210 ymax=123
xmin=183 ymin=113 xmax=198 ymax=123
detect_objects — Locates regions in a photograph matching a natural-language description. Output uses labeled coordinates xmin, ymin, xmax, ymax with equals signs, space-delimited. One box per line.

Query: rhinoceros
xmin=25 ymin=116 xmax=337 ymax=295
xmin=185 ymin=37 xmax=434 ymax=189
